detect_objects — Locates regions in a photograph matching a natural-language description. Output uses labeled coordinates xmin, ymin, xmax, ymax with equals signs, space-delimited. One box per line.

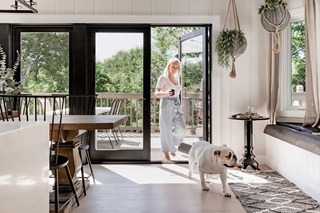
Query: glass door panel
xmin=91 ymin=27 xmax=151 ymax=161
xmin=179 ymin=28 xmax=211 ymax=143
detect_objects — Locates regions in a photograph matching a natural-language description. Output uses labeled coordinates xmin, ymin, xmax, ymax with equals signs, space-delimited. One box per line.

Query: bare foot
xmin=162 ymin=158 xmax=173 ymax=163
xmin=164 ymin=152 xmax=171 ymax=161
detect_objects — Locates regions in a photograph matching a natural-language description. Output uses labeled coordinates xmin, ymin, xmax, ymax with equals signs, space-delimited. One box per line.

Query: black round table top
xmin=228 ymin=115 xmax=269 ymax=121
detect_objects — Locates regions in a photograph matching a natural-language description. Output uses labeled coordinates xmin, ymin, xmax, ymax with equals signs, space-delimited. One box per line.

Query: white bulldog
xmin=188 ymin=141 xmax=238 ymax=197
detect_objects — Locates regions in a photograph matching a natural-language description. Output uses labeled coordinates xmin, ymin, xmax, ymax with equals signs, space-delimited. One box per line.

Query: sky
xmin=95 ymin=33 xmax=143 ymax=62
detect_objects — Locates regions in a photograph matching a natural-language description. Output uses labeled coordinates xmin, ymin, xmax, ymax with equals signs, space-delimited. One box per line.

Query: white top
xmin=156 ymin=74 xmax=181 ymax=98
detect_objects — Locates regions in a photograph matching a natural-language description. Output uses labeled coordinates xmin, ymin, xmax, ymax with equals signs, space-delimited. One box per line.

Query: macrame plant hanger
xmin=223 ymin=0 xmax=246 ymax=78
xmin=260 ymin=3 xmax=290 ymax=53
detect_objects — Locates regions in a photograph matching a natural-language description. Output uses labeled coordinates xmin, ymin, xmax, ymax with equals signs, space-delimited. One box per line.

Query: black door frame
xmin=178 ymin=27 xmax=212 ymax=142
xmin=89 ymin=25 xmax=151 ymax=162
xmin=8 ymin=24 xmax=212 ymax=162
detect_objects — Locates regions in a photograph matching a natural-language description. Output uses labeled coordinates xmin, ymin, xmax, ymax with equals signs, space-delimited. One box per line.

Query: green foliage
xmin=100 ymin=47 xmax=143 ymax=93
xmin=0 ymin=44 xmax=22 ymax=94
xmin=215 ymin=29 xmax=246 ymax=68
xmin=181 ymin=58 xmax=203 ymax=92
xmin=20 ymin=27 xmax=204 ymax=98
xmin=95 ymin=62 xmax=113 ymax=92
xmin=152 ymin=27 xmax=200 ymax=57
xmin=291 ymin=21 xmax=305 ymax=92
xmin=258 ymin=0 xmax=287 ymax=14
xmin=21 ymin=32 xmax=69 ymax=93
xmin=17 ymin=27 xmax=205 ymax=129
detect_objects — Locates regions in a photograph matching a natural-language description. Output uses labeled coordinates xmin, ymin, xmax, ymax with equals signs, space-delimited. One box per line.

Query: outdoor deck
xmin=96 ymin=130 xmax=202 ymax=162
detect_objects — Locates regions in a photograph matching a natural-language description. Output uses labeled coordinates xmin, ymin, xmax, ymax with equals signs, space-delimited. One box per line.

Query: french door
xmin=90 ymin=26 xmax=151 ymax=162
xmin=89 ymin=25 xmax=211 ymax=162
xmin=178 ymin=27 xmax=211 ymax=142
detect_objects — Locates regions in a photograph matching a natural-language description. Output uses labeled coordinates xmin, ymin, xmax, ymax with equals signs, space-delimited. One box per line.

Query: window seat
xmin=264 ymin=122 xmax=320 ymax=156
xmin=264 ymin=122 xmax=320 ymax=202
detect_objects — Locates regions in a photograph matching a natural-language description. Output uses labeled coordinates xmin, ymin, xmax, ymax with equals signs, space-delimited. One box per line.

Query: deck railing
xmin=96 ymin=92 xmax=203 ymax=132
xmin=292 ymin=91 xmax=306 ymax=108
xmin=17 ymin=90 xmax=305 ymax=132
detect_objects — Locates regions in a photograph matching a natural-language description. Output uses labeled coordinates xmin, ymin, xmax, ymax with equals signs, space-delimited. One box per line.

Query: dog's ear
xmin=214 ymin=150 xmax=221 ymax=156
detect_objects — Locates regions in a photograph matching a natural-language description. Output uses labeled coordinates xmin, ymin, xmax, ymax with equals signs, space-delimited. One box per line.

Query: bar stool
xmin=50 ymin=96 xmax=80 ymax=213
xmin=0 ymin=94 xmax=79 ymax=213
xmin=69 ymin=94 xmax=97 ymax=196
xmin=78 ymin=131 xmax=96 ymax=196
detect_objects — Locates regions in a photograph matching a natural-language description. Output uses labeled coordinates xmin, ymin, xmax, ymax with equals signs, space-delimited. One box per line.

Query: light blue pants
xmin=159 ymin=98 xmax=186 ymax=153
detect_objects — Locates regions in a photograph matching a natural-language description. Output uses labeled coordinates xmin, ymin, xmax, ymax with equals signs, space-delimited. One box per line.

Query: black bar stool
xmin=78 ymin=131 xmax=96 ymax=196
xmin=49 ymin=96 xmax=80 ymax=212
xmin=69 ymin=94 xmax=97 ymax=196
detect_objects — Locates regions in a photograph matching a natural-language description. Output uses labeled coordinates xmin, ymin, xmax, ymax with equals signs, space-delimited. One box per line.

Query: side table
xmin=228 ymin=115 xmax=269 ymax=170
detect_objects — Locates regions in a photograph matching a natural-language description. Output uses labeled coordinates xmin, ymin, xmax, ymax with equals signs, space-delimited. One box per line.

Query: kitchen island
xmin=0 ymin=121 xmax=49 ymax=213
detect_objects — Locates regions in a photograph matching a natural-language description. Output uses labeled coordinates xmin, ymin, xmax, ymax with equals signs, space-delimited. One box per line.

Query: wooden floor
xmin=69 ymin=163 xmax=266 ymax=213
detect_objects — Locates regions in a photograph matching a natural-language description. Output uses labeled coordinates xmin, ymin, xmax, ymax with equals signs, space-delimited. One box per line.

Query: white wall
xmin=0 ymin=0 xmax=303 ymax=165
xmin=266 ymin=135 xmax=320 ymax=202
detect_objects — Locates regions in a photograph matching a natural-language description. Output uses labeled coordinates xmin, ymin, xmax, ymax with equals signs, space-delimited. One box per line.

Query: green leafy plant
xmin=258 ymin=0 xmax=288 ymax=14
xmin=0 ymin=44 xmax=23 ymax=94
xmin=215 ymin=29 xmax=247 ymax=69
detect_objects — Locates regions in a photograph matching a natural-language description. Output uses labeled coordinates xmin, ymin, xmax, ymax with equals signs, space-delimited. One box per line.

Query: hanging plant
xmin=216 ymin=29 xmax=247 ymax=77
xmin=258 ymin=0 xmax=290 ymax=53
xmin=215 ymin=0 xmax=247 ymax=78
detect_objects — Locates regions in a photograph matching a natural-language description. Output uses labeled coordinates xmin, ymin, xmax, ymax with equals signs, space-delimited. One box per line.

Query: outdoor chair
xmin=103 ymin=98 xmax=124 ymax=149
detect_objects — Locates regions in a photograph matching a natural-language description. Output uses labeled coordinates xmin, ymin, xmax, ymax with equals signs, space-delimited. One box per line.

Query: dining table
xmin=49 ymin=114 xmax=127 ymax=192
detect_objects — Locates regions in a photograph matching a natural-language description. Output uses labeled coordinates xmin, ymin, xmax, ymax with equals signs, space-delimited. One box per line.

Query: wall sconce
xmin=0 ymin=0 xmax=38 ymax=13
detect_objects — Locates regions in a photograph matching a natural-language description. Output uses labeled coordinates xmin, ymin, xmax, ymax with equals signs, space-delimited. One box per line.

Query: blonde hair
xmin=163 ymin=58 xmax=182 ymax=77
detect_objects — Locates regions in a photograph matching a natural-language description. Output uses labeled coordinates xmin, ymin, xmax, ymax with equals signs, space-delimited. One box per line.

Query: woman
xmin=155 ymin=58 xmax=186 ymax=161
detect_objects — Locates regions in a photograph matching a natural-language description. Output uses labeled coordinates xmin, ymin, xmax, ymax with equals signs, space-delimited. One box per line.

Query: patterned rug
xmin=228 ymin=171 xmax=320 ymax=213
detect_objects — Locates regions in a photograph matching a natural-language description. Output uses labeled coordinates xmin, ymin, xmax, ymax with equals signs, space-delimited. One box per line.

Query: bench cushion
xmin=264 ymin=123 xmax=320 ymax=156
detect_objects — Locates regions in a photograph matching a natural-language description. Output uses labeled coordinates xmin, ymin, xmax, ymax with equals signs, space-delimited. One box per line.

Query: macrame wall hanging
xmin=259 ymin=0 xmax=290 ymax=53
xmin=215 ymin=0 xmax=247 ymax=78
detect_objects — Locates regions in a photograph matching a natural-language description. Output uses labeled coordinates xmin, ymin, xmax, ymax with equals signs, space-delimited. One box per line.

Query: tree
xmin=151 ymin=27 xmax=203 ymax=92
xmin=101 ymin=47 xmax=143 ymax=93
xmin=19 ymin=27 xmax=204 ymax=95
xmin=291 ymin=21 xmax=305 ymax=92
xmin=96 ymin=61 xmax=112 ymax=92
xmin=21 ymin=32 xmax=69 ymax=93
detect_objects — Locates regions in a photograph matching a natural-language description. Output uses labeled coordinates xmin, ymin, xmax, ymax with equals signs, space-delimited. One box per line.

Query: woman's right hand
xmin=155 ymin=88 xmax=173 ymax=98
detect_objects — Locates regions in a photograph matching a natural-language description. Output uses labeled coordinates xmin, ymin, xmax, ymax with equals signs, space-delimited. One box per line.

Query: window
xmin=290 ymin=21 xmax=305 ymax=108
xmin=279 ymin=8 xmax=305 ymax=123
xmin=21 ymin=32 xmax=69 ymax=93
xmin=13 ymin=27 xmax=71 ymax=94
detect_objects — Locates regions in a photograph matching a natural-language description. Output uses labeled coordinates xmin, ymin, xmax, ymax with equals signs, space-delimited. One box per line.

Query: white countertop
xmin=0 ymin=120 xmax=49 ymax=213
xmin=0 ymin=121 xmax=45 ymax=134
